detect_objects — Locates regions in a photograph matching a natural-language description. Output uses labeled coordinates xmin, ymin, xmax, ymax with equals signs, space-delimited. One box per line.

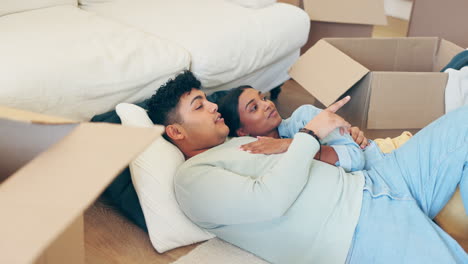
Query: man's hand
xmin=304 ymin=96 xmax=352 ymax=139
xmin=350 ymin=126 xmax=369 ymax=149
xmin=240 ymin=137 xmax=293 ymax=154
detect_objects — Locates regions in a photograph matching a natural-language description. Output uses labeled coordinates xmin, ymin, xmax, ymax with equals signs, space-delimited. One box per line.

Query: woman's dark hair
xmin=217 ymin=85 xmax=252 ymax=137
xmin=147 ymin=70 xmax=201 ymax=126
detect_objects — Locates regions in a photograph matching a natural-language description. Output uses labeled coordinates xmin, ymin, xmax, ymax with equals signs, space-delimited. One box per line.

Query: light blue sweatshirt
xmin=175 ymin=133 xmax=365 ymax=264
xmin=278 ymin=105 xmax=366 ymax=172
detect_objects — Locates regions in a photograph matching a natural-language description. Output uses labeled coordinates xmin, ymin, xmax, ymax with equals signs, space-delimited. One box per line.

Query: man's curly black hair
xmin=147 ymin=71 xmax=201 ymax=126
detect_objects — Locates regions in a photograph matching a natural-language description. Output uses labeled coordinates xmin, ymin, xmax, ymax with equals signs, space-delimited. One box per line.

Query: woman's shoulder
xmin=290 ymin=104 xmax=322 ymax=119
xmin=279 ymin=105 xmax=323 ymax=138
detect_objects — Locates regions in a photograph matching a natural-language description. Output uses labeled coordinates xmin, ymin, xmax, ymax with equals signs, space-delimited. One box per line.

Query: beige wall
xmin=408 ymin=0 xmax=468 ymax=48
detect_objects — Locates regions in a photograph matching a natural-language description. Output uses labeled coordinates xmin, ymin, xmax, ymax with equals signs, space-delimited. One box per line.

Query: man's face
xmin=176 ymin=89 xmax=229 ymax=149
xmin=237 ymin=88 xmax=282 ymax=137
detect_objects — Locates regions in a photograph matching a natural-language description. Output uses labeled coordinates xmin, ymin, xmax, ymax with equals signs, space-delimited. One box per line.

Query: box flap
xmin=0 ymin=106 xmax=75 ymax=124
xmin=0 ymin=122 xmax=163 ymax=263
xmin=304 ymin=0 xmax=387 ymax=25
xmin=434 ymin=39 xmax=465 ymax=72
xmin=0 ymin=119 xmax=78 ymax=182
xmin=289 ymin=39 xmax=369 ymax=106
xmin=367 ymin=72 xmax=447 ymax=129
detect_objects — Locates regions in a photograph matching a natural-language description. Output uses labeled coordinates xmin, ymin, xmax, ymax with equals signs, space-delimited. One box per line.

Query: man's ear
xmin=236 ymin=127 xmax=249 ymax=137
xmin=165 ymin=124 xmax=185 ymax=141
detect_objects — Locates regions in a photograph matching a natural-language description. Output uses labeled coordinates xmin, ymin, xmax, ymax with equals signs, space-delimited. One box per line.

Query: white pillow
xmin=116 ymin=103 xmax=215 ymax=253
xmin=226 ymin=0 xmax=276 ymax=9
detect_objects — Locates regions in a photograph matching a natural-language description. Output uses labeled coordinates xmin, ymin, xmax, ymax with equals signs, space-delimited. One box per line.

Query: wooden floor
xmin=372 ymin=16 xmax=409 ymax=38
xmin=85 ymin=200 xmax=198 ymax=264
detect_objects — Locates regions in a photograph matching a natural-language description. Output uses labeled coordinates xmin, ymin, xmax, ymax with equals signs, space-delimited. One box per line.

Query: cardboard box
xmin=300 ymin=0 xmax=387 ymax=53
xmin=289 ymin=37 xmax=464 ymax=138
xmin=407 ymin=0 xmax=468 ymax=48
xmin=0 ymin=106 xmax=163 ymax=264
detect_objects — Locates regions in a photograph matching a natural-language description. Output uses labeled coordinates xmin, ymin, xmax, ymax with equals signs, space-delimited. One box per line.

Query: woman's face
xmin=236 ymin=88 xmax=282 ymax=137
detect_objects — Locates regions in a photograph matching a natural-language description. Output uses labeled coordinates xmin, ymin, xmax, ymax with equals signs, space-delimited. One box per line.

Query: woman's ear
xmin=236 ymin=127 xmax=249 ymax=137
xmin=165 ymin=124 xmax=185 ymax=141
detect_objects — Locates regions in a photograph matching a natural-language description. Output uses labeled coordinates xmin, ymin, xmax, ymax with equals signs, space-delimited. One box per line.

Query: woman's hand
xmin=239 ymin=137 xmax=293 ymax=154
xmin=304 ymin=96 xmax=352 ymax=139
xmin=349 ymin=126 xmax=369 ymax=149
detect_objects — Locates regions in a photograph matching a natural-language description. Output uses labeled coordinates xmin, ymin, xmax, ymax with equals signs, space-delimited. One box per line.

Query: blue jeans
xmin=347 ymin=106 xmax=468 ymax=263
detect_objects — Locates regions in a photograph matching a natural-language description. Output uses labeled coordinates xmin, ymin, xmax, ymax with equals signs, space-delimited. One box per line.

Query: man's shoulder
xmin=179 ymin=137 xmax=255 ymax=167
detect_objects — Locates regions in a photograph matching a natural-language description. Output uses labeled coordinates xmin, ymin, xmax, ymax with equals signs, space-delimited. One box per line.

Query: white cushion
xmin=0 ymin=0 xmax=76 ymax=17
xmin=0 ymin=5 xmax=190 ymax=121
xmin=80 ymin=0 xmax=310 ymax=88
xmin=227 ymin=0 xmax=276 ymax=9
xmin=115 ymin=103 xmax=215 ymax=253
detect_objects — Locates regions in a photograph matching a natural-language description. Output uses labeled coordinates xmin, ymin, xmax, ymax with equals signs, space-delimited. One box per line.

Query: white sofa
xmin=0 ymin=0 xmax=309 ymax=121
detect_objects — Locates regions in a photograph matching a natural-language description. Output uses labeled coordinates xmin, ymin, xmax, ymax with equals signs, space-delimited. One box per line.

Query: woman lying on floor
xmin=218 ymin=85 xmax=412 ymax=171
xmin=217 ymin=85 xmax=468 ymax=251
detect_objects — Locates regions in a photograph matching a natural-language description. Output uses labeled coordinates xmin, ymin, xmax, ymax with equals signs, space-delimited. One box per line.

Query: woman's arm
xmin=280 ymin=104 xmax=364 ymax=171
xmin=317 ymin=145 xmax=339 ymax=165
xmin=239 ymin=132 xmax=363 ymax=171
xmin=239 ymin=138 xmax=338 ymax=164
xmin=239 ymin=137 xmax=293 ymax=154
xmin=239 ymin=138 xmax=338 ymax=165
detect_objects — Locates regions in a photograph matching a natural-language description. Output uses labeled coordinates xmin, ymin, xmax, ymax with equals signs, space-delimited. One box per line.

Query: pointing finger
xmin=326 ymin=96 xmax=351 ymax=113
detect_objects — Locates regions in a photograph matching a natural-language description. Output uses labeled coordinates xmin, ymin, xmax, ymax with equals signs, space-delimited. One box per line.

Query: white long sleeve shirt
xmin=175 ymin=133 xmax=365 ymax=264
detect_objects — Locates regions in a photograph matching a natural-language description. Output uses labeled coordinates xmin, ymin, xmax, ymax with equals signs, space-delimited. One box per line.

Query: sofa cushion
xmin=0 ymin=5 xmax=190 ymax=121
xmin=0 ymin=0 xmax=76 ymax=17
xmin=80 ymin=0 xmax=310 ymax=88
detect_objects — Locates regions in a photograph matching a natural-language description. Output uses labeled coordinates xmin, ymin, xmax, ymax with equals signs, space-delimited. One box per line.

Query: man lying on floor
xmin=147 ymin=71 xmax=468 ymax=263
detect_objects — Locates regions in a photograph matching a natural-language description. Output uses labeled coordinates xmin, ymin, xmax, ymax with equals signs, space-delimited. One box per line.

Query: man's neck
xmin=180 ymin=140 xmax=226 ymax=160
xmin=183 ymin=148 xmax=211 ymax=160
xmin=264 ymin=128 xmax=280 ymax=139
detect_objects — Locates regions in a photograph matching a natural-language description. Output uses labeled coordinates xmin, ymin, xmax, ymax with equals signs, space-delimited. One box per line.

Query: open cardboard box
xmin=300 ymin=0 xmax=387 ymax=53
xmin=0 ymin=106 xmax=162 ymax=264
xmin=289 ymin=37 xmax=464 ymax=138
